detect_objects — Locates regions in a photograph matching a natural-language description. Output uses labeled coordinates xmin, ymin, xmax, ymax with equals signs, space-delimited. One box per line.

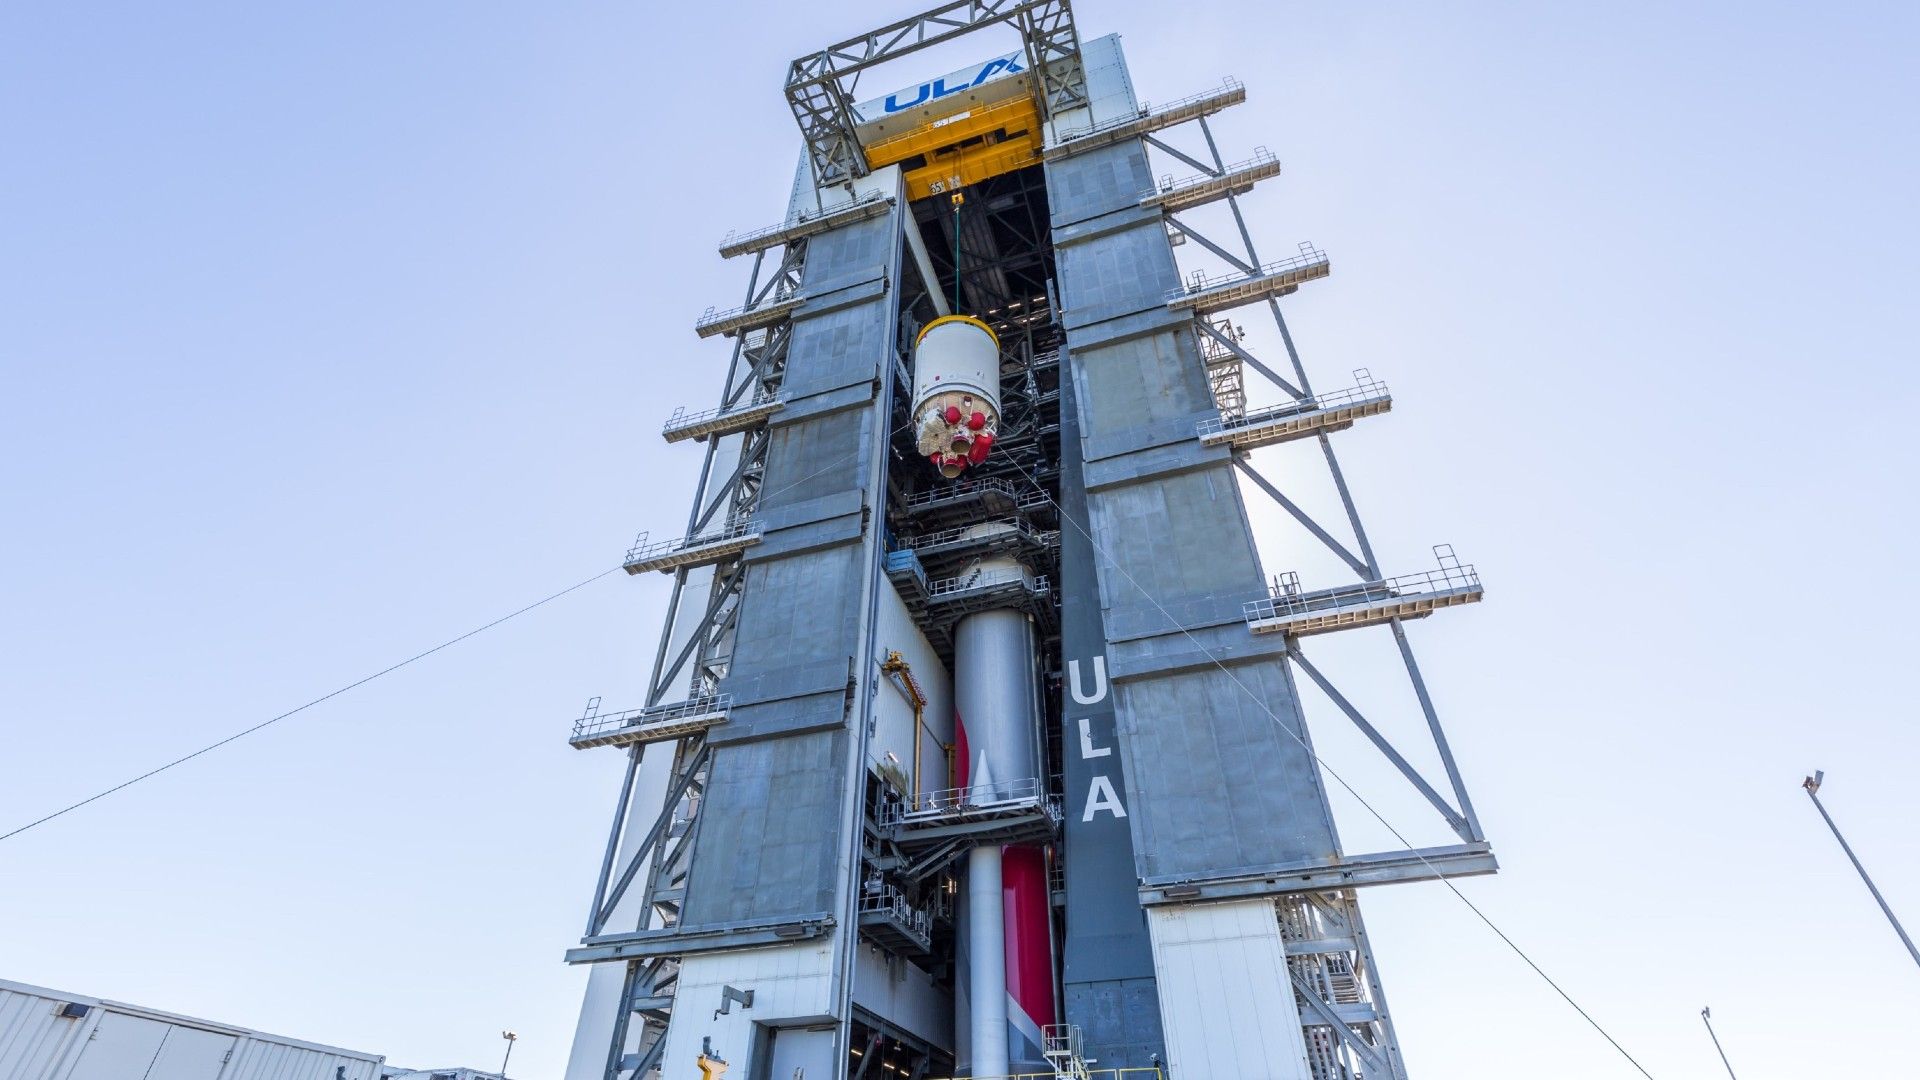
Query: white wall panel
xmin=1146 ymin=900 xmax=1312 ymax=1080
xmin=655 ymin=940 xmax=836 ymax=1078
xmin=0 ymin=979 xmax=383 ymax=1080
xmin=872 ymin=577 xmax=953 ymax=799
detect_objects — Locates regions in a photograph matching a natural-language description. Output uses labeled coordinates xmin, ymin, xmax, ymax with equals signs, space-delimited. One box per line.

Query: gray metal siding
xmin=685 ymin=196 xmax=899 ymax=927
xmin=1115 ymin=662 xmax=1334 ymax=877
xmin=682 ymin=728 xmax=849 ymax=924
xmin=1050 ymin=136 xmax=1340 ymax=885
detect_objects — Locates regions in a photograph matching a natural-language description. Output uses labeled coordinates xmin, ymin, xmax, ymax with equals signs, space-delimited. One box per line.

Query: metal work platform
xmin=1245 ymin=546 xmax=1483 ymax=636
xmin=880 ymin=778 xmax=1061 ymax=848
xmin=1197 ymin=370 xmax=1391 ymax=450
xmin=1140 ymin=148 xmax=1281 ymax=213
xmin=927 ymin=564 xmax=1053 ymax=620
xmin=898 ymin=477 xmax=1047 ymax=524
xmin=661 ymin=392 xmax=785 ymax=444
xmin=1167 ymin=243 xmax=1330 ymax=316
xmin=1047 ymin=78 xmax=1245 ymax=161
xmin=623 ymin=519 xmax=763 ymax=575
xmin=885 ymin=554 xmax=1054 ymax=654
xmin=895 ymin=518 xmax=1059 ymax=571
xmin=717 ymin=192 xmax=894 ymax=259
xmin=1043 ymin=1025 xmax=1093 ymax=1080
xmin=569 ymin=695 xmax=731 ymax=750
xmin=694 ymin=295 xmax=805 ymax=339
xmin=856 ymin=888 xmax=934 ymax=956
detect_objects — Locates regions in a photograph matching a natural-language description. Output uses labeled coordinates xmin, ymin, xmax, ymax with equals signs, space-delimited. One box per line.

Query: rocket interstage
xmin=953 ymin=596 xmax=1056 ymax=1076
xmin=911 ymin=315 xmax=1000 ymax=479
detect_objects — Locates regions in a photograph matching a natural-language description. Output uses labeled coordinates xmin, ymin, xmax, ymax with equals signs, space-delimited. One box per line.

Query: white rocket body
xmin=910 ymin=316 xmax=1001 ymax=479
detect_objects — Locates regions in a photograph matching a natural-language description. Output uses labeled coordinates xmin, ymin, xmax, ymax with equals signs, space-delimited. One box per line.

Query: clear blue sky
xmin=2 ymin=3 xmax=1915 ymax=1078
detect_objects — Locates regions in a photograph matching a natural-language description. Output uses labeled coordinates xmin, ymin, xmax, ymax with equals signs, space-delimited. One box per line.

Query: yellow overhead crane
xmin=863 ymin=93 xmax=1043 ymax=201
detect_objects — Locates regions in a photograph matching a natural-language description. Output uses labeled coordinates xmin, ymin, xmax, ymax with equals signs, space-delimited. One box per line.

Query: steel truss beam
xmin=786 ymin=0 xmax=1087 ymax=187
xmin=1142 ymin=112 xmax=1489 ymax=864
xmin=586 ymin=230 xmax=818 ymax=1080
xmin=1282 ymin=891 xmax=1409 ymax=1080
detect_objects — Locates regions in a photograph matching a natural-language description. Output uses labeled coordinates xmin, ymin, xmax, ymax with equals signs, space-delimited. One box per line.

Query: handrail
xmin=1195 ymin=369 xmax=1388 ymax=437
xmin=1167 ymin=242 xmax=1328 ymax=302
xmin=1245 ymin=547 xmax=1479 ymax=623
xmin=1142 ymin=146 xmax=1278 ymax=200
xmin=883 ymin=776 xmax=1052 ymax=825
xmin=572 ymin=694 xmax=733 ymax=740
xmin=717 ymin=190 xmax=890 ymax=253
xmin=925 ymin=565 xmax=1050 ymax=600
xmin=662 ymin=389 xmax=784 ymax=434
xmin=1052 ymin=77 xmax=1243 ymax=145
xmin=624 ymin=518 xmax=761 ymax=566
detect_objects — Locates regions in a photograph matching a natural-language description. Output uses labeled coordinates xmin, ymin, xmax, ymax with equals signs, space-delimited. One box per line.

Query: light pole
xmin=1803 ymin=770 xmax=1920 ymax=970
xmin=499 ymin=1030 xmax=518 ymax=1079
xmin=1699 ymin=1007 xmax=1738 ymax=1079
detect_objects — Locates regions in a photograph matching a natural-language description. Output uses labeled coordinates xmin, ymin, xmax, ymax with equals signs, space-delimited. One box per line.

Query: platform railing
xmin=1195 ymin=369 xmax=1389 ymax=439
xmin=624 ymin=518 xmax=761 ymax=567
xmin=923 ymin=1071 xmax=1163 ymax=1080
xmin=900 ymin=518 xmax=1057 ymax=554
xmin=925 ymin=565 xmax=1051 ymax=601
xmin=856 ymin=888 xmax=933 ymax=938
xmin=1245 ymin=546 xmax=1480 ymax=624
xmin=571 ymin=694 xmax=732 ymax=743
xmin=718 ymin=190 xmax=889 ymax=253
xmin=695 ymin=292 xmax=804 ymax=337
xmin=1167 ymin=242 xmax=1329 ymax=304
xmin=661 ymin=388 xmax=783 ymax=436
xmin=1052 ymin=76 xmax=1243 ymax=145
xmin=1142 ymin=146 xmax=1279 ymax=200
xmin=902 ymin=476 xmax=1023 ymax=513
xmin=883 ymin=777 xmax=1050 ymax=825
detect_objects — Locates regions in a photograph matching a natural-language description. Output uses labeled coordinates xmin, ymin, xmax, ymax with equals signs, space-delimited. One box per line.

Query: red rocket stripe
xmin=1002 ymin=844 xmax=1056 ymax=1031
xmin=953 ymin=708 xmax=970 ymax=789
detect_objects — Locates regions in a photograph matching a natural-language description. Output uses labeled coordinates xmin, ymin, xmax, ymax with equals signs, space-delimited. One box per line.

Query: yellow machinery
xmin=863 ymin=93 xmax=1043 ymax=201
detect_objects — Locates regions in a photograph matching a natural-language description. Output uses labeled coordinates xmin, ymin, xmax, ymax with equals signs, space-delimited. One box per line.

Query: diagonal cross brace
xmin=1232 ymin=459 xmax=1370 ymax=578
xmin=592 ymin=743 xmax=713 ymax=935
xmin=1289 ymin=646 xmax=1473 ymax=842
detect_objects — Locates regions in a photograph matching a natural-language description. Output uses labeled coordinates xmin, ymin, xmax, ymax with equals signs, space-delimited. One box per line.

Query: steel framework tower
xmin=560 ymin=4 xmax=1493 ymax=1078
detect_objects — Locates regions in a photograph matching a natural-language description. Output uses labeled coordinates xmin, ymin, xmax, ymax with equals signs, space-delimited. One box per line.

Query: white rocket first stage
xmin=914 ymin=310 xmax=1053 ymax=1074
xmin=955 ymin=597 xmax=1055 ymax=1078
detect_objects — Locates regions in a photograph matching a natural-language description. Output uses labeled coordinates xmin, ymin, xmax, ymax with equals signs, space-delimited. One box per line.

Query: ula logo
xmin=883 ymin=54 xmax=1025 ymax=113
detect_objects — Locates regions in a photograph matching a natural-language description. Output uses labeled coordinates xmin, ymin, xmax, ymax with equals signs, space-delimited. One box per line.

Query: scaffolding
xmin=1196 ymin=369 xmax=1391 ymax=450
xmin=856 ymin=886 xmax=935 ymax=956
xmin=569 ymin=695 xmax=732 ymax=751
xmin=1245 ymin=546 xmax=1483 ymax=637
xmin=1139 ymin=148 xmax=1280 ymax=213
xmin=694 ymin=294 xmax=806 ymax=339
xmin=622 ymin=519 xmax=763 ymax=576
xmin=660 ymin=390 xmax=786 ymax=444
xmin=1047 ymin=78 xmax=1245 ymax=159
xmin=1166 ymin=243 xmax=1331 ymax=316
xmin=717 ymin=191 xmax=895 ymax=259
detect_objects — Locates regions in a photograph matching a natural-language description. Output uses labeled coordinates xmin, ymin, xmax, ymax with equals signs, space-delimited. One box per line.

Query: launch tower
xmin=562 ymin=4 xmax=1492 ymax=1077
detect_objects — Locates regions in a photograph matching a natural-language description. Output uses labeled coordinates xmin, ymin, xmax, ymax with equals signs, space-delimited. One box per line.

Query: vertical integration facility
xmin=560 ymin=3 xmax=1492 ymax=1077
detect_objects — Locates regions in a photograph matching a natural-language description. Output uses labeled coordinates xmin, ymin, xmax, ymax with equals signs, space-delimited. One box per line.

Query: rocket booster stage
xmin=911 ymin=315 xmax=1001 ymax=479
xmin=954 ymin=599 xmax=1055 ymax=1076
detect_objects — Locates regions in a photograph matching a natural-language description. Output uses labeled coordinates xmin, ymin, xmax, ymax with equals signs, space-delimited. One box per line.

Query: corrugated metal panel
xmin=0 ymin=981 xmax=101 ymax=1080
xmin=1146 ymin=901 xmax=1313 ymax=1079
xmin=0 ymin=979 xmax=384 ymax=1080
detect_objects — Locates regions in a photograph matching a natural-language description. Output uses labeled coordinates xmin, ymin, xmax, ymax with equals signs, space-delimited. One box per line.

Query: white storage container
xmin=0 ymin=978 xmax=384 ymax=1080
